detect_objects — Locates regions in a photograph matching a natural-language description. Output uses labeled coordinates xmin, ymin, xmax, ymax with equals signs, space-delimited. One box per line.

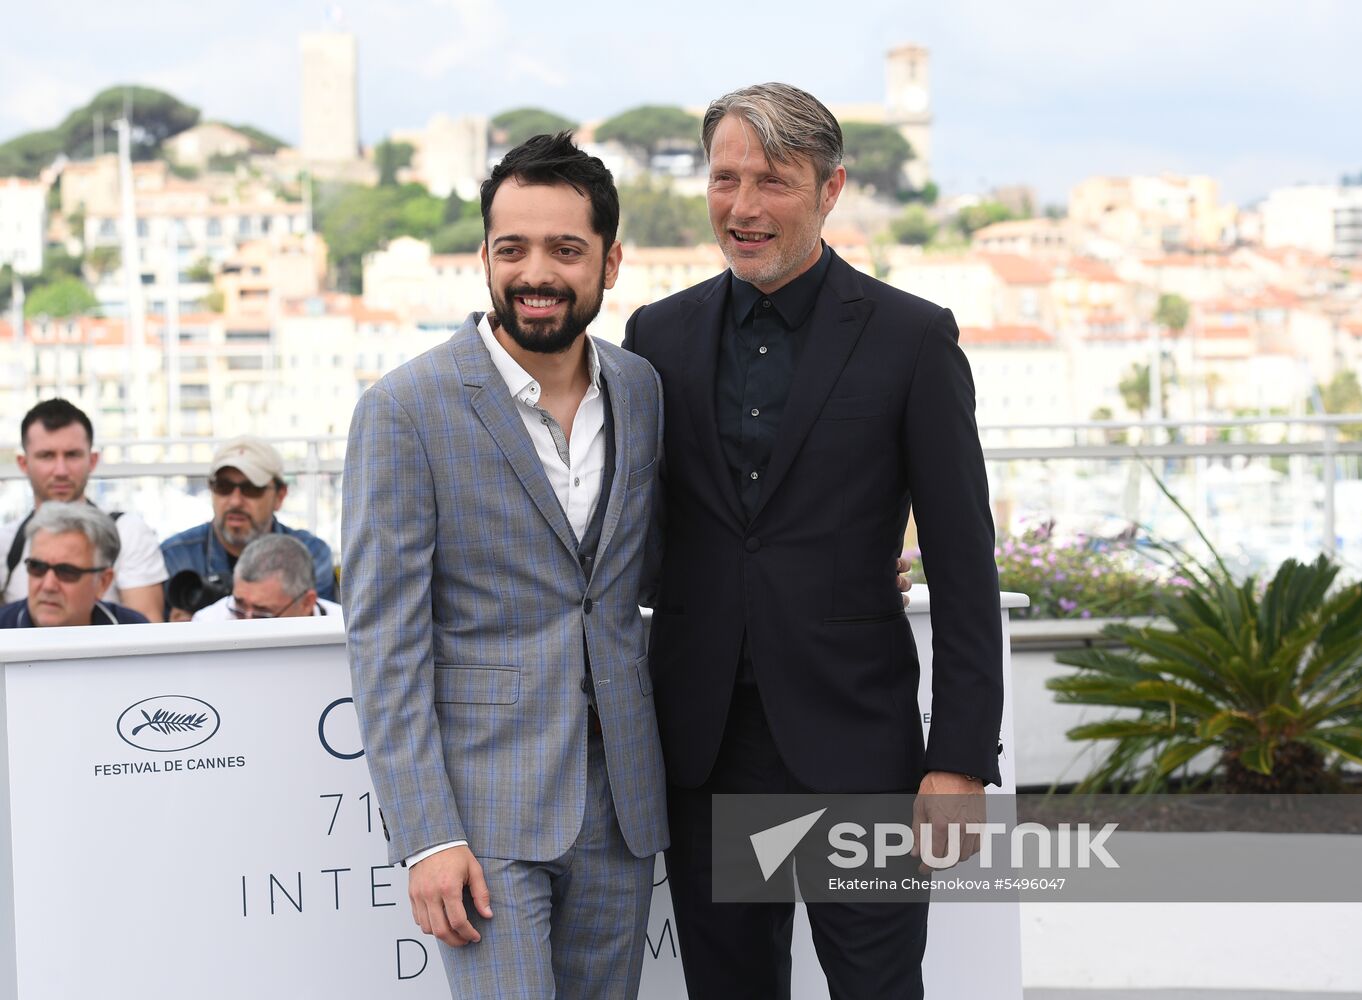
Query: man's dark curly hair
xmin=480 ymin=131 xmax=619 ymax=249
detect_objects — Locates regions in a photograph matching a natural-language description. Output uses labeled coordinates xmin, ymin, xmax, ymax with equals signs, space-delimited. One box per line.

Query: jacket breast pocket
xmin=626 ymin=457 xmax=658 ymax=490
xmin=434 ymin=664 xmax=520 ymax=705
xmin=818 ymin=393 xmax=887 ymax=421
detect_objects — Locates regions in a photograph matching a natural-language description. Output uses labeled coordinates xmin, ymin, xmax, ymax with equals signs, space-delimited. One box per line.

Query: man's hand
xmin=408 ymin=845 xmax=493 ymax=947
xmin=911 ymin=771 xmax=986 ymax=875
xmin=897 ymin=555 xmax=914 ymax=607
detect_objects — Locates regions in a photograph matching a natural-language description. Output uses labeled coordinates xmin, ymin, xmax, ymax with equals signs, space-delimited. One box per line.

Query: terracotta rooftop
xmin=281 ymin=293 xmax=399 ymax=324
xmin=1061 ymin=257 xmax=1121 ymax=282
xmin=959 ymin=324 xmax=1055 ymax=345
xmin=978 ymin=253 xmax=1052 ymax=284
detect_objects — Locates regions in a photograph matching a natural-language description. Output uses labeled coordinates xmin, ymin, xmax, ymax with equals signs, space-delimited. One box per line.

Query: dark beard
xmin=491 ymin=277 xmax=605 ymax=355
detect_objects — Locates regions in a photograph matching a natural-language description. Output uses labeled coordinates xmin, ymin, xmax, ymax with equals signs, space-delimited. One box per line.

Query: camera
xmin=166 ymin=569 xmax=231 ymax=618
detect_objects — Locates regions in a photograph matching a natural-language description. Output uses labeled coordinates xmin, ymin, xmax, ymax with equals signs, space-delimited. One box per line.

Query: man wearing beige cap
xmin=160 ymin=436 xmax=336 ymax=616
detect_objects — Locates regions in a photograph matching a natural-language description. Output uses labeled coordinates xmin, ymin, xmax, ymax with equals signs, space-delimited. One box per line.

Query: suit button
xmin=583 ymin=597 xmax=594 ymax=614
xmin=580 ymin=676 xmax=590 ymax=694
xmin=745 ymin=537 xmax=760 ymax=553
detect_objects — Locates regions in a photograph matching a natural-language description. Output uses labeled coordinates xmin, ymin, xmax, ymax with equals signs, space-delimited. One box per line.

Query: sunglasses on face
xmin=208 ymin=476 xmax=271 ymax=499
xmin=25 ymin=557 xmax=110 ymax=584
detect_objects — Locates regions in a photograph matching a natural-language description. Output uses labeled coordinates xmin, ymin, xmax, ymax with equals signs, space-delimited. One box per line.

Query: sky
xmin=2 ymin=1 xmax=1359 ymax=206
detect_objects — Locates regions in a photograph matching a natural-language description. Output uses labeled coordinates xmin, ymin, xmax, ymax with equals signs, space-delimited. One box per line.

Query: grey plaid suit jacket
xmin=343 ymin=314 xmax=668 ymax=865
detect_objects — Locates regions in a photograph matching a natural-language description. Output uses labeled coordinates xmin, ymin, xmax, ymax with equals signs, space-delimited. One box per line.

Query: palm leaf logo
xmin=131 ymin=708 xmax=209 ymax=736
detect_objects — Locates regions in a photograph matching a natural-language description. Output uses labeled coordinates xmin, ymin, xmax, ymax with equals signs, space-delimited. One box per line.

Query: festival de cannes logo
xmin=117 ymin=695 xmax=221 ymax=752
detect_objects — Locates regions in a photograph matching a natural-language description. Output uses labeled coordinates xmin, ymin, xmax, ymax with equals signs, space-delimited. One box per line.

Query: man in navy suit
xmin=625 ymin=82 xmax=1003 ymax=999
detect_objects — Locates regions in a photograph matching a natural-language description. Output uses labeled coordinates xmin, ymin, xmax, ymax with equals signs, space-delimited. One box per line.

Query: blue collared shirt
xmin=160 ymin=520 xmax=337 ymax=604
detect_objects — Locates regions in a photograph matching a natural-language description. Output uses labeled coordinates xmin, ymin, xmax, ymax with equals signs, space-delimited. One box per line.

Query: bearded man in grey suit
xmin=343 ymin=133 xmax=667 ymax=999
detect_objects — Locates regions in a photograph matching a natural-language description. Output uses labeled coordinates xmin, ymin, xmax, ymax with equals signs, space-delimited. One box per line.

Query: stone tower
xmin=300 ymin=32 xmax=359 ymax=162
xmin=885 ymin=44 xmax=932 ymax=192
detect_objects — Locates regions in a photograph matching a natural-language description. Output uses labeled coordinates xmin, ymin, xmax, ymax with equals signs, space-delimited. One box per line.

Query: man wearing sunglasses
xmin=0 ymin=502 xmax=149 ymax=628
xmin=192 ymin=534 xmax=343 ymax=622
xmin=160 ymin=436 xmax=337 ymax=615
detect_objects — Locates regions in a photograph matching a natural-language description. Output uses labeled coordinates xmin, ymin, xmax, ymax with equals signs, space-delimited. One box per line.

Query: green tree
xmin=185 ymin=256 xmax=214 ymax=283
xmin=889 ymin=205 xmax=936 ymax=246
xmin=1154 ymin=292 xmax=1190 ymax=332
xmin=220 ymin=122 xmax=286 ymax=153
xmin=0 ymin=130 xmax=66 ymax=178
xmin=0 ymin=264 xmax=13 ymax=313
xmin=617 ymin=178 xmax=710 ymax=247
xmin=86 ymin=245 xmax=121 ymax=281
xmin=431 ymin=217 xmax=486 ymax=254
xmin=59 ymin=86 xmax=200 ymax=161
xmin=1119 ymin=363 xmax=1151 ymax=416
xmin=901 ymin=180 xmax=939 ymax=206
xmin=206 ymin=152 xmax=249 ymax=174
xmin=1320 ymin=370 xmax=1362 ymax=441
xmin=375 ymin=139 xmax=415 ymax=186
xmin=841 ymin=122 xmax=912 ymax=195
xmin=955 ymin=200 xmax=1014 ymax=238
xmin=315 ymin=182 xmax=446 ymax=293
xmin=596 ymin=106 xmax=700 ymax=158
xmin=492 ymin=108 xmax=577 ymax=146
xmin=0 ymin=85 xmax=200 ymax=176
xmin=24 ymin=276 xmax=98 ymax=319
xmin=39 ymin=246 xmax=83 ymax=284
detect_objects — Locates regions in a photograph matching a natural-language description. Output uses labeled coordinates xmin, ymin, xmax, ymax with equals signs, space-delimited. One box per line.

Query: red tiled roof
xmin=1196 ymin=325 xmax=1253 ymax=339
xmin=959 ymin=325 xmax=1054 ymax=345
xmin=1063 ymin=257 xmax=1121 ymax=282
xmin=281 ymin=293 xmax=399 ymax=324
xmin=978 ymin=253 xmax=1052 ymax=284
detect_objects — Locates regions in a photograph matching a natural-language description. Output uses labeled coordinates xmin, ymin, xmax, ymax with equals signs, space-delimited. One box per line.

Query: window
xmin=207 ymin=218 xmax=222 ymax=238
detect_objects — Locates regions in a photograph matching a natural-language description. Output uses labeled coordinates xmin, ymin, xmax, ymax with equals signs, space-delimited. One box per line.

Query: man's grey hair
xmin=701 ymin=82 xmax=844 ymax=185
xmin=25 ymin=501 xmax=120 ymax=567
xmin=234 ymin=534 xmax=315 ymax=598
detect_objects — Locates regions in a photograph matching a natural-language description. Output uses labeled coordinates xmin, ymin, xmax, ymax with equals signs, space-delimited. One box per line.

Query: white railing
xmin=2 ymin=416 xmax=1360 ymax=574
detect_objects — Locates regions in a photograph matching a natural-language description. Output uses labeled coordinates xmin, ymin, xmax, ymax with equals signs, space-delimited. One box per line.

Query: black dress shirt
xmin=715 ymin=243 xmax=833 ymax=520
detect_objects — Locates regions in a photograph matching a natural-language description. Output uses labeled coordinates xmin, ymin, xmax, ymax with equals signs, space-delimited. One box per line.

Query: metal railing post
xmin=305 ymin=439 xmax=321 ymax=536
xmin=1323 ymin=423 xmax=1337 ymax=560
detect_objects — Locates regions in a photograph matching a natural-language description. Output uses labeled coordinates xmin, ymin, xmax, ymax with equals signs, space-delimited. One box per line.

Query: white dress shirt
xmin=407 ymin=314 xmax=608 ymax=868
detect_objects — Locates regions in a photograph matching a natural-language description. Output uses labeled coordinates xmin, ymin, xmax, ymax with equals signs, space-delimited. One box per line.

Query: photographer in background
xmin=192 ymin=534 xmax=341 ymax=621
xmin=160 ymin=436 xmax=336 ymax=618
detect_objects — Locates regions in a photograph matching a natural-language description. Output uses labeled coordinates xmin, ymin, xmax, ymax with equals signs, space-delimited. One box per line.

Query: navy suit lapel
xmin=750 ymin=254 xmax=871 ymax=522
xmin=453 ymin=321 xmax=579 ymax=559
xmin=682 ymin=281 xmax=747 ymax=526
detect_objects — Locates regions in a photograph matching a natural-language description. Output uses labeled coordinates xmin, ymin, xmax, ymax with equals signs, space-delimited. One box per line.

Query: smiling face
xmin=480 ymin=178 xmax=622 ymax=355
xmin=706 ymin=113 xmax=845 ymax=293
xmin=26 ymin=529 xmax=114 ymax=627
xmin=18 ymin=422 xmax=98 ymax=505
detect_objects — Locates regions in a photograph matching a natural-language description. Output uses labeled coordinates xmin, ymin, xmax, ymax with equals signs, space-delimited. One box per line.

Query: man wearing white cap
xmin=160 ymin=436 xmax=336 ymax=615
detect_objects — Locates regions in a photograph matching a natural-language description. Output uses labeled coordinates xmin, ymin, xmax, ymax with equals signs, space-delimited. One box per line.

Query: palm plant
xmin=1047 ymin=481 xmax=1362 ymax=793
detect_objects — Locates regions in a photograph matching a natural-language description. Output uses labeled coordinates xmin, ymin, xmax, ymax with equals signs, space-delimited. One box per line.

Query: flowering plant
xmin=909 ymin=521 xmax=1185 ymax=620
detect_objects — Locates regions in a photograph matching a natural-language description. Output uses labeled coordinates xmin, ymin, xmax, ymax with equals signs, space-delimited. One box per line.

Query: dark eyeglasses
xmin=227 ymin=591 xmax=307 ymax=620
xmin=25 ymin=557 xmax=110 ymax=583
xmin=208 ymin=476 xmax=271 ymax=499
